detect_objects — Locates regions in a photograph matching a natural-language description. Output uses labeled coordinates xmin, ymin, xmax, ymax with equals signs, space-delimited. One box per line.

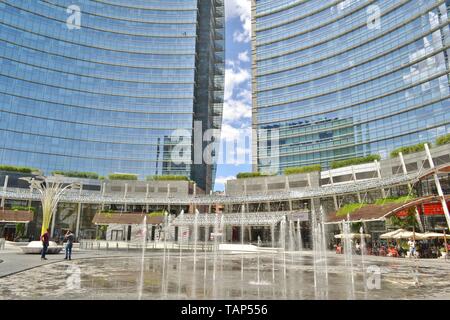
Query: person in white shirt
xmin=408 ymin=238 xmax=416 ymax=257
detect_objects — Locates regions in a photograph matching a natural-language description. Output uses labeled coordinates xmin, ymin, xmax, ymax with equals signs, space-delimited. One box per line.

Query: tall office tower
xmin=252 ymin=0 xmax=450 ymax=173
xmin=0 ymin=0 xmax=224 ymax=192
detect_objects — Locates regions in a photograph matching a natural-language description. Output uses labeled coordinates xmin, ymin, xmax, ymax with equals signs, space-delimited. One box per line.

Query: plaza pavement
xmin=1 ymin=242 xmax=449 ymax=279
xmin=0 ymin=242 xmax=141 ymax=278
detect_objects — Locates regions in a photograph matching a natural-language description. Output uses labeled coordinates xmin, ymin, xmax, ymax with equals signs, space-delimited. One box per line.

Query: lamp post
xmin=20 ymin=176 xmax=81 ymax=237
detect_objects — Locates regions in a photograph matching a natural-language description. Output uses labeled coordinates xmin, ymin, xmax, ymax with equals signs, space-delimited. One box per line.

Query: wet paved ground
xmin=1 ymin=245 xmax=450 ymax=300
xmin=0 ymin=244 xmax=138 ymax=278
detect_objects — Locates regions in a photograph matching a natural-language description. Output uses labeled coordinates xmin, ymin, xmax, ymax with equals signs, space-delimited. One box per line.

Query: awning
xmin=326 ymin=195 xmax=450 ymax=224
xmin=421 ymin=232 xmax=450 ymax=239
xmin=0 ymin=210 xmax=34 ymax=223
xmin=334 ymin=233 xmax=371 ymax=239
xmin=172 ymin=212 xmax=288 ymax=227
xmin=92 ymin=212 xmax=164 ymax=225
xmin=380 ymin=229 xmax=406 ymax=239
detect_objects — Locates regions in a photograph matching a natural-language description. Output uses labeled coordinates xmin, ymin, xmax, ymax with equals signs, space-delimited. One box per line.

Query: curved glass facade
xmin=0 ymin=0 xmax=224 ymax=192
xmin=253 ymin=0 xmax=450 ymax=173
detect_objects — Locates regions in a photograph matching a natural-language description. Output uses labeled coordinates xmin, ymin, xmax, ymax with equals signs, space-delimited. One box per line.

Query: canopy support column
xmin=425 ymin=143 xmax=450 ymax=231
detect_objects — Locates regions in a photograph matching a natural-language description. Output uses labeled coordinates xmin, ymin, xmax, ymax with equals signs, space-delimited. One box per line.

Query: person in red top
xmin=41 ymin=228 xmax=50 ymax=260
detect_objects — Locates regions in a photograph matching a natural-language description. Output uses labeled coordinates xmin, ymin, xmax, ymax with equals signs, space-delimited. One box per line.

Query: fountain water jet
xmin=178 ymin=210 xmax=184 ymax=297
xmin=297 ymin=219 xmax=303 ymax=251
xmin=310 ymin=205 xmax=329 ymax=299
xmin=249 ymin=236 xmax=271 ymax=287
xmin=359 ymin=225 xmax=367 ymax=299
xmin=138 ymin=215 xmax=147 ymax=300
xmin=279 ymin=216 xmax=287 ymax=297
xmin=191 ymin=209 xmax=199 ymax=297
xmin=240 ymin=204 xmax=245 ymax=282
xmin=161 ymin=211 xmax=169 ymax=297
xmin=288 ymin=220 xmax=295 ymax=252
xmin=342 ymin=218 xmax=355 ymax=299
xmin=212 ymin=212 xmax=219 ymax=296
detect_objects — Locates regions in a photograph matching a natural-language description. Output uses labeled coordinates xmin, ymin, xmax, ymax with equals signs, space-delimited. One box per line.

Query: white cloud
xmin=233 ymin=15 xmax=251 ymax=43
xmin=223 ymin=99 xmax=251 ymax=123
xmin=220 ymin=123 xmax=246 ymax=142
xmin=238 ymin=50 xmax=250 ymax=62
xmin=224 ymin=67 xmax=250 ymax=101
xmin=237 ymin=88 xmax=251 ymax=103
xmin=215 ymin=175 xmax=236 ymax=186
xmin=226 ymin=0 xmax=251 ymax=43
xmin=218 ymin=124 xmax=252 ymax=165
xmin=225 ymin=0 xmax=251 ymax=21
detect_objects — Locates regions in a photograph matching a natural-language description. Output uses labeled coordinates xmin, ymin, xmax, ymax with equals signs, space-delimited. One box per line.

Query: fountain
xmin=249 ymin=236 xmax=271 ymax=287
xmin=279 ymin=216 xmax=287 ymax=297
xmin=319 ymin=205 xmax=329 ymax=287
xmin=359 ymin=225 xmax=367 ymax=298
xmin=342 ymin=218 xmax=355 ymax=299
xmin=161 ymin=211 xmax=169 ymax=297
xmin=5 ymin=206 xmax=450 ymax=300
xmin=178 ymin=210 xmax=185 ymax=297
xmin=310 ymin=204 xmax=329 ymax=299
xmin=8 ymin=189 xmax=450 ymax=300
xmin=191 ymin=209 xmax=199 ymax=297
xmin=288 ymin=220 xmax=295 ymax=252
xmin=240 ymin=204 xmax=245 ymax=282
xmin=297 ymin=219 xmax=303 ymax=251
xmin=138 ymin=215 xmax=147 ymax=300
xmin=212 ymin=212 xmax=219 ymax=296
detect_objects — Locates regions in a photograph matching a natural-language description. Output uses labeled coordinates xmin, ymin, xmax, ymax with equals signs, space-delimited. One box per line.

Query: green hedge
xmin=11 ymin=205 xmax=36 ymax=213
xmin=0 ymin=165 xmax=36 ymax=174
xmin=147 ymin=211 xmax=166 ymax=217
xmin=52 ymin=170 xmax=99 ymax=179
xmin=236 ymin=172 xmax=276 ymax=179
xmin=284 ymin=165 xmax=321 ymax=175
xmin=336 ymin=196 xmax=416 ymax=217
xmin=436 ymin=133 xmax=450 ymax=146
xmin=236 ymin=172 xmax=263 ymax=179
xmin=374 ymin=195 xmax=415 ymax=205
xmin=390 ymin=142 xmax=430 ymax=158
xmin=146 ymin=175 xmax=190 ymax=181
xmin=108 ymin=173 xmax=138 ymax=180
xmin=336 ymin=203 xmax=367 ymax=217
xmin=331 ymin=155 xmax=381 ymax=169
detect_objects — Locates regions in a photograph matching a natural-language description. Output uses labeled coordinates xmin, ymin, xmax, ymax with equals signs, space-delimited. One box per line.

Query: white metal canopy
xmin=171 ymin=212 xmax=288 ymax=226
xmin=0 ymin=171 xmax=423 ymax=205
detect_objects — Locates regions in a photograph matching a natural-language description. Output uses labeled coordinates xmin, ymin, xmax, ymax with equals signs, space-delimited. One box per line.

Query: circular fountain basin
xmin=20 ymin=241 xmax=62 ymax=254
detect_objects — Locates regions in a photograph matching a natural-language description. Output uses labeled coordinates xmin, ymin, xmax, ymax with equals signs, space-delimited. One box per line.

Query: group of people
xmin=40 ymin=228 xmax=74 ymax=261
xmin=335 ymin=237 xmax=449 ymax=259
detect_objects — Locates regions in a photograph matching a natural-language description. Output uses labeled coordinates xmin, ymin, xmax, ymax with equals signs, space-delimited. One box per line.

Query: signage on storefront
xmin=423 ymin=202 xmax=450 ymax=216
xmin=395 ymin=201 xmax=450 ymax=217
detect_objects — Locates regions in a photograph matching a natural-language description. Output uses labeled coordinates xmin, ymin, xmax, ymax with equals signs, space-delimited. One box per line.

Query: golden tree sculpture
xmin=20 ymin=176 xmax=81 ymax=236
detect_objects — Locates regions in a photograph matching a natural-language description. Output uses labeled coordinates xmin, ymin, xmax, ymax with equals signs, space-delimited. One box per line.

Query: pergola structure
xmin=0 ymin=171 xmax=425 ymax=205
xmin=172 ymin=211 xmax=291 ymax=227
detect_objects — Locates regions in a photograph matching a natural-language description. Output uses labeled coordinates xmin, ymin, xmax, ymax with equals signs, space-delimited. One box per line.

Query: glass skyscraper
xmin=0 ymin=0 xmax=224 ymax=192
xmin=253 ymin=0 xmax=450 ymax=173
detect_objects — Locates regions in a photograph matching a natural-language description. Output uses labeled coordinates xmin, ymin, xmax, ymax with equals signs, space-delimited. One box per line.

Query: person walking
xmin=41 ymin=228 xmax=50 ymax=260
xmin=64 ymin=230 xmax=74 ymax=260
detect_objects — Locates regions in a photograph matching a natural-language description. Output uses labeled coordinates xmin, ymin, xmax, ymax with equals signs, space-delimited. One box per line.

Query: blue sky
xmin=214 ymin=0 xmax=252 ymax=191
